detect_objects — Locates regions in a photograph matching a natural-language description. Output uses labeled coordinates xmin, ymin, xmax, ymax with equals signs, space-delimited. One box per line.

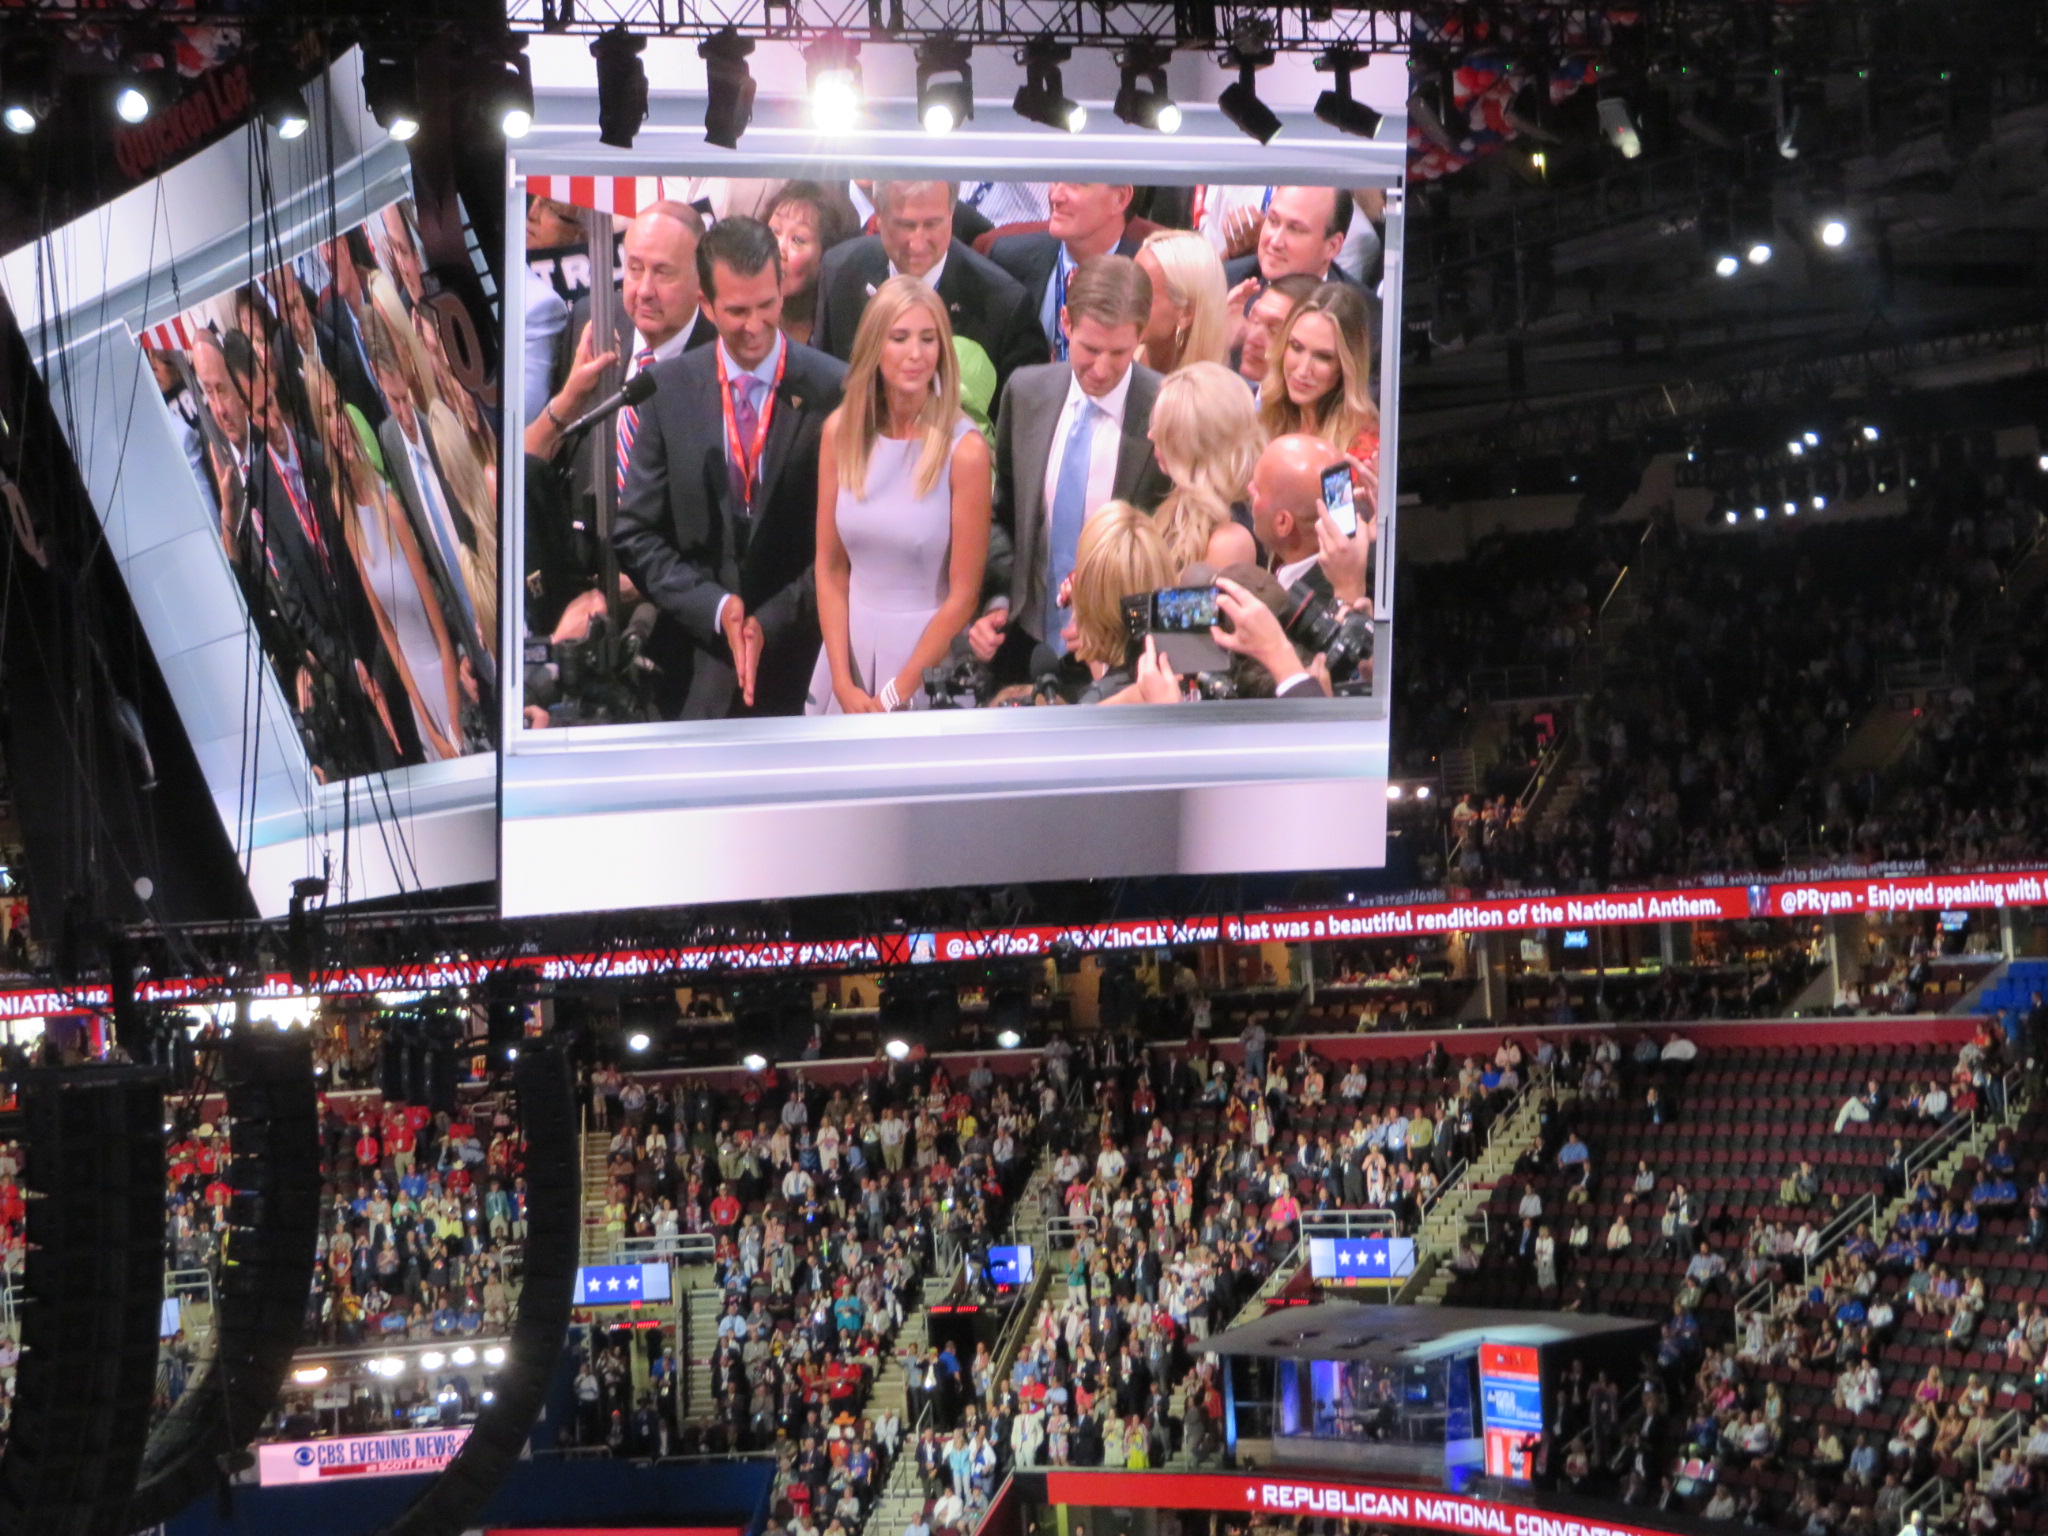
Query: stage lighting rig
xmin=1217 ymin=30 xmax=1280 ymax=144
xmin=916 ymin=35 xmax=973 ymax=135
xmin=1113 ymin=40 xmax=1179 ymax=133
xmin=699 ymin=29 xmax=756 ymax=148
xmin=361 ymin=41 xmax=420 ymax=141
xmin=255 ymin=59 xmax=311 ymax=140
xmin=1013 ymin=36 xmax=1084 ymax=132
xmin=806 ymin=33 xmax=861 ymax=134
xmin=113 ymin=69 xmax=159 ymax=124
xmin=1597 ymin=90 xmax=1642 ymax=158
xmin=488 ymin=36 xmax=535 ymax=138
xmin=591 ymin=27 xmax=647 ymax=149
xmin=0 ymin=36 xmax=53 ymax=135
xmin=1312 ymin=47 xmax=1381 ymax=139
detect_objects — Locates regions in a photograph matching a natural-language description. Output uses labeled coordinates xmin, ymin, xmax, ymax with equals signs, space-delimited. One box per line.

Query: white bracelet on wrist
xmin=879 ymin=679 xmax=901 ymax=712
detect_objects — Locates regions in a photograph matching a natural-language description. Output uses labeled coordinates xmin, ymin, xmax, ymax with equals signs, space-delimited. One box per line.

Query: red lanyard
xmin=716 ymin=343 xmax=787 ymax=510
xmin=268 ymin=440 xmax=331 ymax=575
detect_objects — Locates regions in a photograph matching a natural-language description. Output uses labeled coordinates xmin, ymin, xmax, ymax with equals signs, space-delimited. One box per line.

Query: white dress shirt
xmin=1041 ymin=363 xmax=1133 ymax=549
xmin=888 ymin=253 xmax=949 ymax=292
xmin=1276 ymin=551 xmax=1319 ymax=589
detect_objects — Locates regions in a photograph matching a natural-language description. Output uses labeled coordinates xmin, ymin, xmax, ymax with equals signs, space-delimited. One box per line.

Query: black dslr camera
xmin=1279 ymin=580 xmax=1375 ymax=688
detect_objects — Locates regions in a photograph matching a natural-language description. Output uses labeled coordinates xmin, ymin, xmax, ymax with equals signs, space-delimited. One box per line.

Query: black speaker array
xmin=0 ymin=1068 xmax=166 ymax=1536
xmin=371 ymin=1038 xmax=578 ymax=1536
xmin=121 ymin=1028 xmax=321 ymax=1531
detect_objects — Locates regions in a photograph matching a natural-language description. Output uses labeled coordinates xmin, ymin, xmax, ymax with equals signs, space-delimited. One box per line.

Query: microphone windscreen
xmin=623 ymin=371 xmax=659 ymax=406
xmin=1026 ymin=644 xmax=1061 ymax=681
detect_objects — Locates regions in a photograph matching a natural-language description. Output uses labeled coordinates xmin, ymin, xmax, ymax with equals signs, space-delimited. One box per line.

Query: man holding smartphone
xmin=1246 ymin=433 xmax=1374 ymax=604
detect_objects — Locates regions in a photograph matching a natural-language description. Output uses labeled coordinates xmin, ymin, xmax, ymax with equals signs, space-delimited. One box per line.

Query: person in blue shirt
xmin=1987 ymin=1136 xmax=2017 ymax=1176
xmin=1879 ymin=1233 xmax=1919 ymax=1269
xmin=1953 ymin=1199 xmax=1981 ymax=1247
xmin=1845 ymin=1224 xmax=1880 ymax=1263
xmin=1557 ymin=1132 xmax=1592 ymax=1172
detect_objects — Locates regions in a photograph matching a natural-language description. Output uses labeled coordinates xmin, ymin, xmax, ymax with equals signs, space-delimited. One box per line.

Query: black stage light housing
xmin=591 ymin=28 xmax=648 ymax=149
xmin=700 ymin=29 xmax=757 ymax=148
xmin=1013 ymin=36 xmax=1084 ymax=132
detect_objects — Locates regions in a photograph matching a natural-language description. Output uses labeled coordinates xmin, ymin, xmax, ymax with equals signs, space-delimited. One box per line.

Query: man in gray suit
xmin=967 ymin=255 xmax=1173 ymax=684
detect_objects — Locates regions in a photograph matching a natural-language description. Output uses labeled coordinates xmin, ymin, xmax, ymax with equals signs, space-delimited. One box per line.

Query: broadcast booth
xmin=1197 ymin=1303 xmax=1657 ymax=1485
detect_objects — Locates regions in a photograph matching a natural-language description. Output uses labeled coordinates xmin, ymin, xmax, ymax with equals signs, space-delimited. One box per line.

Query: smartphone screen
xmin=1322 ymin=462 xmax=1358 ymax=536
xmin=1151 ymin=587 xmax=1221 ymax=632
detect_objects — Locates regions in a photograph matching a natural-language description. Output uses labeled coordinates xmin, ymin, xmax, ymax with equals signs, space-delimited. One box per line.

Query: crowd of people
xmin=145 ymin=199 xmax=499 ymax=780
xmin=522 ymin=178 xmax=1387 ymax=722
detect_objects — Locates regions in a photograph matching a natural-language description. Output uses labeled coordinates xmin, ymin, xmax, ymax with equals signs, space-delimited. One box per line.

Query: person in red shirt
xmin=710 ymin=1185 xmax=741 ymax=1234
xmin=204 ymin=1177 xmax=233 ymax=1212
xmin=354 ymin=1125 xmax=382 ymax=1176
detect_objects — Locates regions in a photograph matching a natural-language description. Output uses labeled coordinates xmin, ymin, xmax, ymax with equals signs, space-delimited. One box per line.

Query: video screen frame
xmin=501 ymin=124 xmax=1407 ymax=916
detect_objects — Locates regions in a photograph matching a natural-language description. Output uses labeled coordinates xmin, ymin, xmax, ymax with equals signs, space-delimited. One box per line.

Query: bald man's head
xmin=623 ymin=202 xmax=706 ymax=349
xmin=1249 ymin=432 xmax=1342 ymax=562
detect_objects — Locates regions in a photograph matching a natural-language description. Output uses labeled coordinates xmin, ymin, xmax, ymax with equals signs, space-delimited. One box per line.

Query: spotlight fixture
xmin=1217 ymin=35 xmax=1281 ymax=145
xmin=1862 ymin=424 xmax=1881 ymax=442
xmin=996 ymin=1029 xmax=1023 ymax=1050
xmin=1597 ymin=91 xmax=1642 ymax=158
xmin=915 ymin=35 xmax=973 ymax=135
xmin=741 ymin=1051 xmax=768 ymax=1072
xmin=884 ymin=1038 xmax=911 ymax=1061
xmin=699 ymin=29 xmax=756 ymax=149
xmin=292 ymin=1366 xmax=328 ymax=1385
xmin=805 ymin=34 xmax=861 ymax=134
xmin=1416 ymin=785 xmax=1433 ymax=801
xmin=484 ymin=1346 xmax=507 ymax=1365
xmin=1787 ymin=440 xmax=1805 ymax=456
xmin=1713 ymin=253 xmax=1740 ymax=278
xmin=0 ymin=38 xmax=53 ymax=135
xmin=1113 ymin=40 xmax=1179 ymax=133
xmin=1747 ymin=239 xmax=1773 ymax=265
xmin=1812 ymin=494 xmax=1827 ymax=510
xmin=1013 ymin=36 xmax=1084 ymax=133
xmin=591 ymin=28 xmax=647 ymax=149
xmin=452 ymin=1346 xmax=477 ymax=1366
xmin=626 ymin=1031 xmax=651 ymax=1052
xmin=113 ymin=70 xmax=159 ymax=125
xmin=1818 ymin=216 xmax=1849 ymax=248
xmin=1386 ymin=784 xmax=1404 ymax=801
xmin=1312 ymin=48 xmax=1381 ymax=139
xmin=361 ymin=42 xmax=420 ymax=142
xmin=1802 ymin=431 xmax=1819 ymax=446
xmin=368 ymin=1356 xmax=406 ymax=1377
xmin=1724 ymin=508 xmax=1739 ymax=525
xmin=420 ymin=1350 xmax=446 ymax=1370
xmin=489 ymin=38 xmax=534 ymax=139
xmin=257 ymin=73 xmax=311 ymax=140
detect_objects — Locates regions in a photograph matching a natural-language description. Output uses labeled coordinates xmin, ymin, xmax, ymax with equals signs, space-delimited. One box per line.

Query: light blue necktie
xmin=1045 ymin=397 xmax=1097 ymax=652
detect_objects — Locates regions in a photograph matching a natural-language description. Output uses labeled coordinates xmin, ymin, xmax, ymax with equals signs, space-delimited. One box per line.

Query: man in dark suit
xmin=1247 ymin=431 xmax=1373 ymax=605
xmin=985 ymin=183 xmax=1162 ymax=361
xmin=813 ymin=181 xmax=1046 ymax=404
xmin=1223 ymin=185 xmax=1364 ymax=292
xmin=614 ymin=216 xmax=846 ymax=719
xmin=965 ymin=255 xmax=1172 ymax=684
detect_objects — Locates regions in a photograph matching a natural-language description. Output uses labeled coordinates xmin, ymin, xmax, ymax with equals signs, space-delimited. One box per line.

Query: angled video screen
xmin=0 ymin=54 xmax=498 ymax=916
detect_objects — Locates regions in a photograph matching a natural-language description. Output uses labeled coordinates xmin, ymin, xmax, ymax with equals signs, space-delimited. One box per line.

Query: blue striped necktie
xmin=615 ymin=348 xmax=653 ymax=493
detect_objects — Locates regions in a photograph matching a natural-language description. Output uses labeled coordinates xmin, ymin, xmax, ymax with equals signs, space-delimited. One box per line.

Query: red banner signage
xmin=1 ymin=867 xmax=2038 ymax=1016
xmin=1044 ymin=1470 xmax=1678 ymax=1536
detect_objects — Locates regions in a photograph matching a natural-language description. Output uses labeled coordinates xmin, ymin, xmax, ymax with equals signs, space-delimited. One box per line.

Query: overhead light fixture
xmin=1752 ymin=506 xmax=1768 ymax=521
xmin=1747 ymin=239 xmax=1773 ymax=265
xmin=626 ymin=1031 xmax=651 ymax=1052
xmin=1862 ymin=424 xmax=1881 ymax=442
xmin=995 ymin=1029 xmax=1022 ymax=1050
xmin=420 ymin=1350 xmax=446 ymax=1370
xmin=884 ymin=1038 xmax=911 ymax=1061
xmin=741 ymin=1052 xmax=767 ymax=1072
xmin=1312 ymin=47 xmax=1381 ymax=138
xmin=1723 ymin=509 xmax=1739 ymax=525
xmin=916 ymin=36 xmax=973 ymax=136
xmin=1776 ymin=78 xmax=1826 ymax=161
xmin=1597 ymin=92 xmax=1642 ymax=158
xmin=292 ymin=1366 xmax=328 ymax=1385
xmin=1013 ymin=36 xmax=1084 ymax=133
xmin=1802 ymin=431 xmax=1820 ymax=446
xmin=1787 ymin=440 xmax=1804 ymax=456
xmin=1386 ymin=785 xmax=1404 ymax=801
xmin=362 ymin=42 xmax=420 ymax=142
xmin=805 ymin=34 xmax=861 ymax=135
xmin=1113 ymin=40 xmax=1179 ymax=133
xmin=368 ymin=1356 xmax=406 ymax=1377
xmin=1218 ymin=35 xmax=1281 ymax=145
xmin=1812 ymin=495 xmax=1827 ymax=510
xmin=489 ymin=37 xmax=534 ymax=139
xmin=1818 ymin=216 xmax=1849 ymax=248
xmin=113 ymin=71 xmax=158 ymax=125
xmin=259 ymin=78 xmax=311 ymax=140
xmin=484 ymin=1346 xmax=507 ymax=1365
xmin=452 ymin=1346 xmax=477 ymax=1366
xmin=1713 ymin=253 xmax=1740 ymax=278
xmin=699 ymin=29 xmax=756 ymax=149
xmin=591 ymin=27 xmax=647 ymax=149
xmin=1416 ymin=785 xmax=1433 ymax=800
xmin=1 ymin=39 xmax=53 ymax=135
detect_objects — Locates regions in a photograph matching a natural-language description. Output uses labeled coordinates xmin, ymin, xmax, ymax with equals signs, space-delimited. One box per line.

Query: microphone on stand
xmin=555 ymin=371 xmax=659 ymax=448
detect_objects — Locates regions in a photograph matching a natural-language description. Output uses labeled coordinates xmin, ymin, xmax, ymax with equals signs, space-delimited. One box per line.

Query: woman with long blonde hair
xmin=304 ymin=364 xmax=465 ymax=760
xmin=1134 ymin=230 xmax=1230 ymax=374
xmin=1147 ymin=362 xmax=1262 ymax=571
xmin=426 ymin=400 xmax=500 ymax=664
xmin=1066 ymin=501 xmax=1176 ymax=699
xmin=809 ymin=275 xmax=991 ymax=714
xmin=1257 ymin=281 xmax=1381 ymax=505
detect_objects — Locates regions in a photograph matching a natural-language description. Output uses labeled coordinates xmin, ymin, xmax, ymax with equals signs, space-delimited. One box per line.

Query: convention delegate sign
xmin=1044 ymin=1470 xmax=1679 ymax=1536
xmin=257 ymin=1427 xmax=472 ymax=1484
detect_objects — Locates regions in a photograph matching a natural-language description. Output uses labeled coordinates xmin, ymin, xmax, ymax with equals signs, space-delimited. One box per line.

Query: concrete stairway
xmin=579 ymin=1124 xmax=614 ymax=1265
xmin=1411 ymin=1087 xmax=1572 ymax=1305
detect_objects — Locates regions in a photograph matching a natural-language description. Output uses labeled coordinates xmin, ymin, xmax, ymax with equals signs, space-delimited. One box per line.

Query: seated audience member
xmin=1146 ymin=362 xmax=1263 ymax=571
xmin=1224 ymin=186 xmax=1363 ymax=291
xmin=765 ymin=181 xmax=860 ymax=348
xmin=1133 ymin=229 xmax=1232 ymax=374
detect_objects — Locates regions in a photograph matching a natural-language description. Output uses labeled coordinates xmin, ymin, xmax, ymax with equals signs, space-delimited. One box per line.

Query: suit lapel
xmin=1112 ymin=368 xmax=1158 ymax=500
xmin=750 ymin=358 xmax=807 ymax=532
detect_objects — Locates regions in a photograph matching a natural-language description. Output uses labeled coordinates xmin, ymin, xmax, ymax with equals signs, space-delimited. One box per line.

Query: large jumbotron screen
xmin=500 ymin=41 xmax=1408 ymax=914
xmin=0 ymin=55 xmax=498 ymax=918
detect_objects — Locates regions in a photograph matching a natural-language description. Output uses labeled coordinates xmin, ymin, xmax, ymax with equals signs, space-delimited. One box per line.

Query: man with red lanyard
xmin=614 ymin=215 xmax=848 ymax=719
